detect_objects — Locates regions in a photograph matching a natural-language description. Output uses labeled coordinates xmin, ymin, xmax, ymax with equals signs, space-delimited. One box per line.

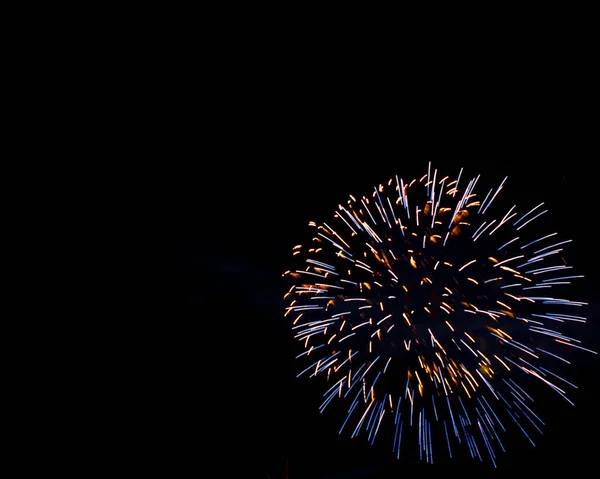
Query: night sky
xmin=174 ymin=150 xmax=598 ymax=477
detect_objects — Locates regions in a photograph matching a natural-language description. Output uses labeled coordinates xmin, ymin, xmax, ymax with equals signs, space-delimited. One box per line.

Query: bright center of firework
xmin=318 ymin=220 xmax=502 ymax=369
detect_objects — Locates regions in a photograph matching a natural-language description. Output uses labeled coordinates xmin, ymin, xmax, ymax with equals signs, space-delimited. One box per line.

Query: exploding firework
xmin=282 ymin=163 xmax=596 ymax=467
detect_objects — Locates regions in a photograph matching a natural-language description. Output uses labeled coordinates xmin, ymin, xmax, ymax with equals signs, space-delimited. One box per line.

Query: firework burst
xmin=282 ymin=163 xmax=596 ymax=467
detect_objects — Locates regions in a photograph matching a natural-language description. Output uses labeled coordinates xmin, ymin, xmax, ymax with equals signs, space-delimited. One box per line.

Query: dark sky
xmin=174 ymin=147 xmax=598 ymax=477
